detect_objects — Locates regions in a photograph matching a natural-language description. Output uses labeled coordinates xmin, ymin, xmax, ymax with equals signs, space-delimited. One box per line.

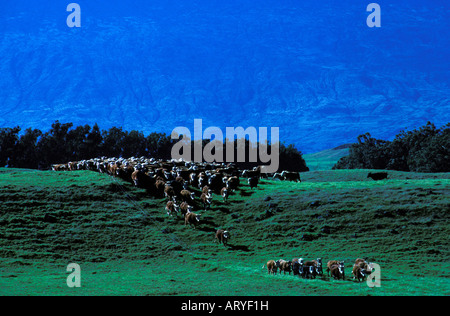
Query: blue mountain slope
xmin=0 ymin=1 xmax=449 ymax=153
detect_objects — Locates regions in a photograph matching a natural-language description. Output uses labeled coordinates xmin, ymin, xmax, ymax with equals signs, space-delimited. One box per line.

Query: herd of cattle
xmin=52 ymin=156 xmax=384 ymax=284
xmin=52 ymin=156 xmax=301 ymax=229
xmin=262 ymin=257 xmax=374 ymax=282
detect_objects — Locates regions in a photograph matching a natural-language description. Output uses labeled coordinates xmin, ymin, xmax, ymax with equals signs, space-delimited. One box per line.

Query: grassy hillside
xmin=303 ymin=145 xmax=350 ymax=171
xmin=0 ymin=168 xmax=449 ymax=296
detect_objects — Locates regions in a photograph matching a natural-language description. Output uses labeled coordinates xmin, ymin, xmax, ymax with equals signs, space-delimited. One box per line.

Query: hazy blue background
xmin=1 ymin=1 xmax=449 ymax=153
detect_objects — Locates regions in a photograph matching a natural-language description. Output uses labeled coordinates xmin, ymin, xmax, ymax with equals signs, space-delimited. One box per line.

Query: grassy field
xmin=0 ymin=167 xmax=449 ymax=296
xmin=303 ymin=146 xmax=350 ymax=171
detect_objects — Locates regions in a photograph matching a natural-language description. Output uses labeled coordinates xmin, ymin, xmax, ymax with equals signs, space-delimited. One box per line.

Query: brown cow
xmin=200 ymin=192 xmax=212 ymax=210
xmin=330 ymin=262 xmax=345 ymax=280
xmin=327 ymin=260 xmax=344 ymax=277
xmin=179 ymin=202 xmax=193 ymax=217
xmin=262 ymin=260 xmax=277 ymax=275
xmin=275 ymin=259 xmax=292 ymax=275
xmin=215 ymin=229 xmax=230 ymax=246
xmin=165 ymin=200 xmax=179 ymax=217
xmin=352 ymin=258 xmax=371 ymax=281
xmin=185 ymin=212 xmax=201 ymax=229
xmin=180 ymin=189 xmax=195 ymax=203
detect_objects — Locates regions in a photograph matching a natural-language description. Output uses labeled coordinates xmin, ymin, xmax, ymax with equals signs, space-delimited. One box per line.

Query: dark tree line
xmin=0 ymin=121 xmax=308 ymax=172
xmin=333 ymin=122 xmax=450 ymax=173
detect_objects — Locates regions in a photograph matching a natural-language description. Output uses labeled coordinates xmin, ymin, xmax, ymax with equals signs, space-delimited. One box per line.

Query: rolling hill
xmin=1 ymin=167 xmax=449 ymax=296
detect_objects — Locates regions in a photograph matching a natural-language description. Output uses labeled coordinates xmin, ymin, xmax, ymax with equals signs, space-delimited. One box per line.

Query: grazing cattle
xmin=262 ymin=260 xmax=277 ymax=275
xmin=165 ymin=200 xmax=179 ymax=217
xmin=248 ymin=176 xmax=259 ymax=189
xmin=179 ymin=189 xmax=195 ymax=203
xmin=185 ymin=212 xmax=201 ymax=229
xmin=275 ymin=259 xmax=292 ymax=275
xmin=280 ymin=171 xmax=301 ymax=182
xmin=329 ymin=262 xmax=345 ymax=280
xmin=367 ymin=172 xmax=388 ymax=180
xmin=179 ymin=202 xmax=193 ymax=217
xmin=200 ymin=192 xmax=213 ymax=210
xmin=215 ymin=229 xmax=230 ymax=246
xmin=221 ymin=187 xmax=229 ymax=202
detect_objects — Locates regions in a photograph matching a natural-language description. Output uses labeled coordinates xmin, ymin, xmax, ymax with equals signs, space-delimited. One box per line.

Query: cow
xmin=208 ymin=173 xmax=223 ymax=193
xmin=367 ymin=172 xmax=388 ymax=180
xmin=164 ymin=184 xmax=176 ymax=200
xmin=242 ymin=169 xmax=260 ymax=179
xmin=275 ymin=259 xmax=292 ymax=275
xmin=352 ymin=264 xmax=369 ymax=282
xmin=165 ymin=200 xmax=179 ymax=217
xmin=154 ymin=180 xmax=166 ymax=197
xmin=352 ymin=258 xmax=371 ymax=280
xmin=248 ymin=176 xmax=259 ymax=189
xmin=189 ymin=172 xmax=198 ymax=186
xmin=200 ymin=192 xmax=213 ymax=210
xmin=280 ymin=170 xmax=301 ymax=182
xmin=179 ymin=202 xmax=193 ymax=217
xmin=215 ymin=229 xmax=230 ymax=246
xmin=301 ymin=265 xmax=315 ymax=279
xmin=52 ymin=164 xmax=68 ymax=171
xmin=292 ymin=258 xmax=302 ymax=276
xmin=179 ymin=189 xmax=195 ymax=203
xmin=185 ymin=212 xmax=200 ymax=229
xmin=303 ymin=258 xmax=323 ymax=277
xmin=221 ymin=187 xmax=229 ymax=203
xmin=262 ymin=260 xmax=277 ymax=275
xmin=329 ymin=262 xmax=345 ymax=280
xmin=326 ymin=260 xmax=344 ymax=277
xmin=225 ymin=176 xmax=240 ymax=192
xmin=198 ymin=174 xmax=208 ymax=190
